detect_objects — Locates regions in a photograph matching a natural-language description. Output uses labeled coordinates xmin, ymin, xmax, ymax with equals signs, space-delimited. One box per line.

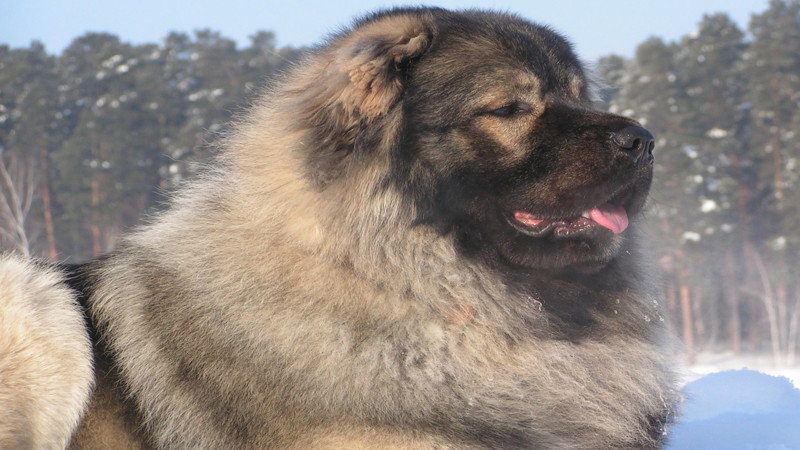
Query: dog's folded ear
xmin=328 ymin=12 xmax=432 ymax=120
xmin=288 ymin=10 xmax=434 ymax=186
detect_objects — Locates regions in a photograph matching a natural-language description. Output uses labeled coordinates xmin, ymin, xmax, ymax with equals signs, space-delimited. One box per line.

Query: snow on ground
xmin=667 ymin=352 xmax=800 ymax=449
xmin=685 ymin=351 xmax=800 ymax=389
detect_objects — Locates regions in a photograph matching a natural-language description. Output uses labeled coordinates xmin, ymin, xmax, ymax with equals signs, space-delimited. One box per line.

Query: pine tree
xmin=743 ymin=0 xmax=800 ymax=361
xmin=602 ymin=37 xmax=706 ymax=360
xmin=52 ymin=33 xmax=161 ymax=258
xmin=169 ymin=30 xmax=242 ymax=177
xmin=0 ymin=42 xmax=60 ymax=258
xmin=671 ymin=13 xmax=748 ymax=352
xmin=2 ymin=2 xmax=795 ymax=359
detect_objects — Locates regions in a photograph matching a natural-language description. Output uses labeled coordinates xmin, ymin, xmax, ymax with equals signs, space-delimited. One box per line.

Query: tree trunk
xmin=39 ymin=152 xmax=58 ymax=261
xmin=772 ymin=133 xmax=789 ymax=354
xmin=678 ymin=259 xmax=695 ymax=365
xmin=725 ymin=250 xmax=741 ymax=354
xmin=788 ymin=285 xmax=800 ymax=366
xmin=665 ymin=273 xmax=678 ymax=338
xmin=90 ymin=176 xmax=102 ymax=257
xmin=788 ymin=301 xmax=799 ymax=365
xmin=751 ymin=248 xmax=782 ymax=363
xmin=777 ymin=277 xmax=788 ymax=353
xmin=772 ymin=134 xmax=783 ymax=200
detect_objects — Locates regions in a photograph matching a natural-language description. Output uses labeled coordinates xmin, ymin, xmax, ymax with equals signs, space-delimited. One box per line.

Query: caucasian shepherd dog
xmin=0 ymin=7 xmax=678 ymax=448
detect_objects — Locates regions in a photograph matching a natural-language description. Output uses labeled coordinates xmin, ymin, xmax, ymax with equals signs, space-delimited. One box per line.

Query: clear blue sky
xmin=2 ymin=0 xmax=768 ymax=61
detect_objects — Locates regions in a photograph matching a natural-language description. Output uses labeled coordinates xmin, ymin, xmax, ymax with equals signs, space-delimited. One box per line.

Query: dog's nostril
xmin=612 ymin=125 xmax=655 ymax=165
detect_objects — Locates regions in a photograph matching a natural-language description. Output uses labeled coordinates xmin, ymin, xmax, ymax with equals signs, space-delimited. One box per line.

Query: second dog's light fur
xmin=0 ymin=255 xmax=93 ymax=448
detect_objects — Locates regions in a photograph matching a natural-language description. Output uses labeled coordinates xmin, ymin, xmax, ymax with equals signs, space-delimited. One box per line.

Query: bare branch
xmin=0 ymin=148 xmax=37 ymax=257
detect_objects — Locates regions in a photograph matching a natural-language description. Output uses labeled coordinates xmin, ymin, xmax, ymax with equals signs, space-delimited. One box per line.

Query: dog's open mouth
xmin=508 ymin=186 xmax=634 ymax=237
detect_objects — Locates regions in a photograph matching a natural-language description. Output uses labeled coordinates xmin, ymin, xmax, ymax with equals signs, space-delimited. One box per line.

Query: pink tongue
xmin=589 ymin=203 xmax=629 ymax=234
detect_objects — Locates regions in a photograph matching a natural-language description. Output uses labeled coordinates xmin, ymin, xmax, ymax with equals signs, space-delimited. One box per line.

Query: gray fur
xmin=6 ymin=8 xmax=679 ymax=449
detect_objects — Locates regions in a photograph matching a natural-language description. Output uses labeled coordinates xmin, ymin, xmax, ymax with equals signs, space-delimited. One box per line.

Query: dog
xmin=1 ymin=7 xmax=677 ymax=448
xmin=0 ymin=256 xmax=93 ymax=448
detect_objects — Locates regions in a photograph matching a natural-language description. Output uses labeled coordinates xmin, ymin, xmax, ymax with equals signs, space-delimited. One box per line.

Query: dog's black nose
xmin=612 ymin=125 xmax=654 ymax=166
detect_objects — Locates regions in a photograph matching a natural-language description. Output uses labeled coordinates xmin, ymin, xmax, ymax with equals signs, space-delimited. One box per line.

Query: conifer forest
xmin=2 ymin=1 xmax=800 ymax=363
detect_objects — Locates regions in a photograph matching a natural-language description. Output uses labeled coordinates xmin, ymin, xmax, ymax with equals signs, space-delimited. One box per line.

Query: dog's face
xmin=396 ymin=12 xmax=654 ymax=273
xmin=294 ymin=9 xmax=653 ymax=274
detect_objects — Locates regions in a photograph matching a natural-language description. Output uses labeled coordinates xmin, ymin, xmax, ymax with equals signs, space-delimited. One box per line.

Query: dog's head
xmin=291 ymin=8 xmax=654 ymax=273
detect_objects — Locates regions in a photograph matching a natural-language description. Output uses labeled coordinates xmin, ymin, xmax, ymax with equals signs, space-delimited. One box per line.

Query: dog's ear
xmin=289 ymin=10 xmax=434 ymax=186
xmin=327 ymin=12 xmax=432 ymax=120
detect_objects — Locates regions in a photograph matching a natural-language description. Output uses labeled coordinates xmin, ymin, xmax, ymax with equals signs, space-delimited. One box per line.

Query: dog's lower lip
xmin=507 ymin=212 xmax=558 ymax=237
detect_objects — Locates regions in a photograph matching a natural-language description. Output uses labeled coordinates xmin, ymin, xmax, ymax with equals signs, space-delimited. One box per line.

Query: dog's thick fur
xmin=0 ymin=256 xmax=93 ymax=448
xmin=1 ymin=8 xmax=678 ymax=448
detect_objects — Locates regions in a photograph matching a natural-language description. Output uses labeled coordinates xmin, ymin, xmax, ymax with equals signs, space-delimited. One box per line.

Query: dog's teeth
xmin=581 ymin=211 xmax=591 ymax=219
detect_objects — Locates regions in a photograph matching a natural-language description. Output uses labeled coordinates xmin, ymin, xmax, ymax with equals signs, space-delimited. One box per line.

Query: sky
xmin=2 ymin=0 xmax=769 ymax=61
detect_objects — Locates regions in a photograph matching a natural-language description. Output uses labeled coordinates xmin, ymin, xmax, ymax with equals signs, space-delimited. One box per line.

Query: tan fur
xmin=3 ymin=8 xmax=677 ymax=448
xmin=79 ymin=10 xmax=677 ymax=448
xmin=0 ymin=255 xmax=93 ymax=448
xmin=304 ymin=13 xmax=430 ymax=119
